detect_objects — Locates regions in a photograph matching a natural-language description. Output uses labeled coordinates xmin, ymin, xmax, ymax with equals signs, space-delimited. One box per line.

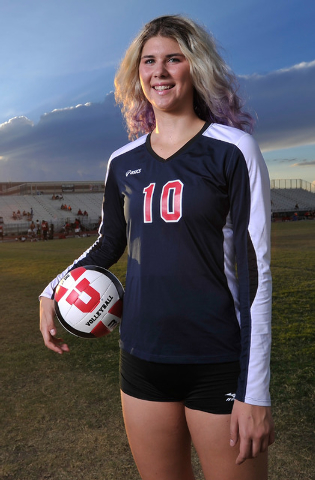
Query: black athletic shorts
xmin=120 ymin=349 xmax=240 ymax=414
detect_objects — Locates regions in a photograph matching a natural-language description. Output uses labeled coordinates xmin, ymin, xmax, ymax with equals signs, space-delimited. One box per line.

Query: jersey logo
xmin=225 ymin=393 xmax=236 ymax=402
xmin=126 ymin=169 xmax=141 ymax=177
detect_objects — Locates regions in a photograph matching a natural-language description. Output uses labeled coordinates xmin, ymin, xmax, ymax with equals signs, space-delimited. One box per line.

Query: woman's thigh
xmin=185 ymin=407 xmax=268 ymax=480
xmin=121 ymin=391 xmax=196 ymax=480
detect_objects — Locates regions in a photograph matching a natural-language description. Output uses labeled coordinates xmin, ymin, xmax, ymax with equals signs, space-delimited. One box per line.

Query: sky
xmin=0 ymin=0 xmax=314 ymax=186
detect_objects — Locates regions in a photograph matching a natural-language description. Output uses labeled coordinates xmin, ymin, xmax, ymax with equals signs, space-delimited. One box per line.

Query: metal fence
xmin=270 ymin=179 xmax=315 ymax=193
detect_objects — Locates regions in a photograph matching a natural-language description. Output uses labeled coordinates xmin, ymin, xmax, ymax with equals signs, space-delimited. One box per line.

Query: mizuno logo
xmin=225 ymin=393 xmax=236 ymax=402
xmin=126 ymin=169 xmax=141 ymax=177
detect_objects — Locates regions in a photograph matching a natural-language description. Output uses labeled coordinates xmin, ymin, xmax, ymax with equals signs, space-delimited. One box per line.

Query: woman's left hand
xmin=229 ymin=399 xmax=275 ymax=465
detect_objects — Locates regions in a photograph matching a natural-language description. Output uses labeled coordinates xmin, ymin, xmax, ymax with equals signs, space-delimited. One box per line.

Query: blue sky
xmin=0 ymin=0 xmax=314 ymax=185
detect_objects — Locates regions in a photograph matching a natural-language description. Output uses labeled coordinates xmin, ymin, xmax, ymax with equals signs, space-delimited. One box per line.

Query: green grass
xmin=268 ymin=222 xmax=315 ymax=479
xmin=0 ymin=223 xmax=314 ymax=479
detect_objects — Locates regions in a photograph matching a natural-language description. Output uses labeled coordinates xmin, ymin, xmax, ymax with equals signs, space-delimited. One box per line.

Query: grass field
xmin=0 ymin=222 xmax=314 ymax=479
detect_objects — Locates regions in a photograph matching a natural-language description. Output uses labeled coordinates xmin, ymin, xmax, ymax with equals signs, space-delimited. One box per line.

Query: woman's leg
xmin=185 ymin=407 xmax=268 ymax=480
xmin=121 ymin=391 xmax=196 ymax=480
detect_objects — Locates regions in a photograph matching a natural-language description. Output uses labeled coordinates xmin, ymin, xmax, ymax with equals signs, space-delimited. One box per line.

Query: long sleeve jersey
xmin=41 ymin=122 xmax=272 ymax=406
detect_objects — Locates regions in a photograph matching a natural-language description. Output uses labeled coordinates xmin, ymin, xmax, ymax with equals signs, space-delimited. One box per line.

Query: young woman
xmin=40 ymin=15 xmax=275 ymax=480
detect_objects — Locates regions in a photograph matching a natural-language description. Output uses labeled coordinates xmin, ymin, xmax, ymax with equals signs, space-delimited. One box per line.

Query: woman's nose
xmin=153 ymin=61 xmax=168 ymax=78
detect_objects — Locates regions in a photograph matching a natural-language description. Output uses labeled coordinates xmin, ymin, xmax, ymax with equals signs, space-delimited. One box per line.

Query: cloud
xmin=292 ymin=159 xmax=315 ymax=167
xmin=1 ymin=60 xmax=315 ymax=181
xmin=265 ymin=157 xmax=315 ymax=166
xmin=239 ymin=60 xmax=315 ymax=151
xmin=0 ymin=94 xmax=128 ymax=181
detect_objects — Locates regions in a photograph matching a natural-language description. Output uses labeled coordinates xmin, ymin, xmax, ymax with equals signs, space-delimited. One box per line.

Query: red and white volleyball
xmin=54 ymin=265 xmax=124 ymax=338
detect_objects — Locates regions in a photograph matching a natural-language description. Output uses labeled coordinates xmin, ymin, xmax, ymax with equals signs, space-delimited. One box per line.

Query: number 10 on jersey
xmin=143 ymin=180 xmax=184 ymax=223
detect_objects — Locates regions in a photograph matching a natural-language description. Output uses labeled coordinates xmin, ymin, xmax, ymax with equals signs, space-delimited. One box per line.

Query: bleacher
xmin=270 ymin=190 xmax=298 ymax=212
xmin=0 ymin=179 xmax=314 ymax=237
xmin=271 ymin=188 xmax=315 ymax=210
xmin=270 ymin=179 xmax=315 ymax=212
xmin=0 ymin=193 xmax=104 ymax=236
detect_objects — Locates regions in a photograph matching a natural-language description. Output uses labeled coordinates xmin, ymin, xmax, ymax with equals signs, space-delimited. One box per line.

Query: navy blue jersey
xmin=42 ymin=122 xmax=272 ymax=406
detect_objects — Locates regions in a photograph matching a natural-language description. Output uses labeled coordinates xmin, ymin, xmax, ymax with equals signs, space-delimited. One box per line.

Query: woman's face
xmin=139 ymin=36 xmax=194 ymax=115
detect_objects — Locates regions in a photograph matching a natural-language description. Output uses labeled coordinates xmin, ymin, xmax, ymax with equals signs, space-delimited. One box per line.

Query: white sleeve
xmin=238 ymin=134 xmax=272 ymax=406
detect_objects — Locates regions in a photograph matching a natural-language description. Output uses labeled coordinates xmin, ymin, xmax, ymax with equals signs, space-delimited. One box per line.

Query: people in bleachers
xmin=27 ymin=221 xmax=36 ymax=240
xmin=60 ymin=203 xmax=72 ymax=211
xmin=74 ymin=218 xmax=81 ymax=236
xmin=61 ymin=204 xmax=71 ymax=211
xmin=0 ymin=224 xmax=3 ymax=240
xmin=49 ymin=223 xmax=54 ymax=240
xmin=11 ymin=209 xmax=35 ymax=220
xmin=64 ymin=222 xmax=70 ymax=234
xmin=77 ymin=209 xmax=88 ymax=216
xmin=42 ymin=220 xmax=49 ymax=240
xmin=36 ymin=220 xmax=41 ymax=239
xmin=12 ymin=210 xmax=23 ymax=220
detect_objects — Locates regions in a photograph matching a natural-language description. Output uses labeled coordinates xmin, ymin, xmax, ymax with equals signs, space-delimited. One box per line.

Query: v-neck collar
xmin=146 ymin=122 xmax=210 ymax=163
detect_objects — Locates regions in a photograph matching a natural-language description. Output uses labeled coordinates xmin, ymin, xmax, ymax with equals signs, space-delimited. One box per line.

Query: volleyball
xmin=54 ymin=265 xmax=124 ymax=338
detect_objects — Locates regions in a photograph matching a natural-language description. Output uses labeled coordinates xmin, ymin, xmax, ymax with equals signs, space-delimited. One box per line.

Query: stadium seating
xmin=0 ymin=193 xmax=104 ymax=234
xmin=271 ymin=188 xmax=315 ymax=212
xmin=1 ymin=186 xmax=314 ymax=236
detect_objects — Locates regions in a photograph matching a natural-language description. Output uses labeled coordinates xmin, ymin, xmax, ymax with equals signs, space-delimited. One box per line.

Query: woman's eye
xmin=169 ymin=57 xmax=180 ymax=63
xmin=144 ymin=59 xmax=154 ymax=64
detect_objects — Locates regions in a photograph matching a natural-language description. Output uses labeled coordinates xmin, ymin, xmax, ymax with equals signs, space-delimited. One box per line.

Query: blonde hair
xmin=114 ymin=15 xmax=254 ymax=139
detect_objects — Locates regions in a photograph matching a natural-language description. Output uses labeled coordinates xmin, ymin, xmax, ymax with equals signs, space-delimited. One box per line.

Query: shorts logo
xmin=225 ymin=393 xmax=236 ymax=402
xmin=126 ymin=169 xmax=141 ymax=177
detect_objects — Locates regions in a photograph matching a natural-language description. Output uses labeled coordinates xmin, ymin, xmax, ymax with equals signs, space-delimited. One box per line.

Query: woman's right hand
xmin=39 ymin=296 xmax=70 ymax=354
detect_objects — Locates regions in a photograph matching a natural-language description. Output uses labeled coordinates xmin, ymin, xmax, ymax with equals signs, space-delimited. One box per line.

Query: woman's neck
xmin=150 ymin=112 xmax=205 ymax=160
xmin=153 ymin=111 xmax=204 ymax=142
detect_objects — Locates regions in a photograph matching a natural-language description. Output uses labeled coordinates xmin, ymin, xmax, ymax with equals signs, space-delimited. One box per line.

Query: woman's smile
xmin=139 ymin=36 xmax=194 ymax=113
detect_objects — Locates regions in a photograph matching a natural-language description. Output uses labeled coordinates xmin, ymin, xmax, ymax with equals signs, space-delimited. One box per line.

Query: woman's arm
xmin=227 ymin=133 xmax=272 ymax=406
xmin=39 ymin=159 xmax=127 ymax=352
xmin=227 ymin=133 xmax=274 ymax=461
